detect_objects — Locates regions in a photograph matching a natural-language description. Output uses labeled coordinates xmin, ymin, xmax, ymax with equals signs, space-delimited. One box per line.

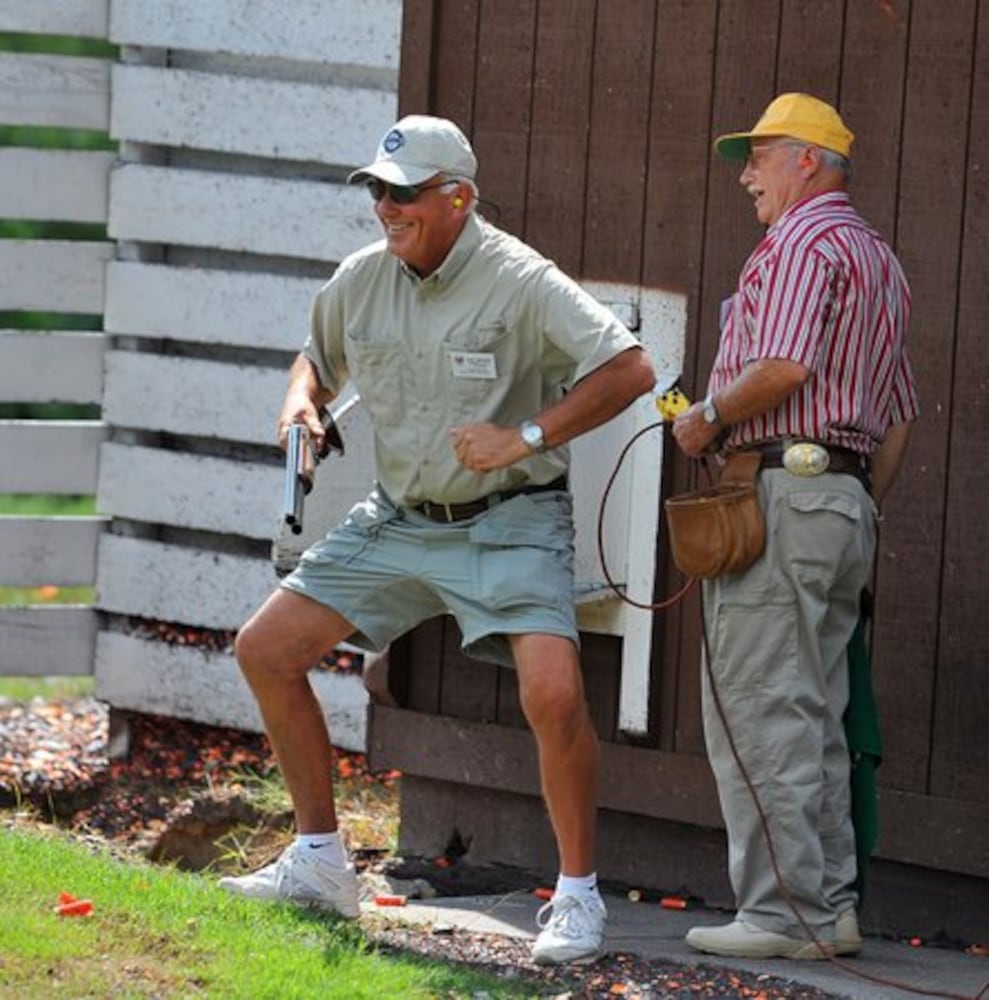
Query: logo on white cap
xmin=382 ymin=129 xmax=404 ymax=154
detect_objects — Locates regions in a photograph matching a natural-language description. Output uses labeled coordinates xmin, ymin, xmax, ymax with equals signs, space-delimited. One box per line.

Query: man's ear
xmin=799 ymin=144 xmax=824 ymax=177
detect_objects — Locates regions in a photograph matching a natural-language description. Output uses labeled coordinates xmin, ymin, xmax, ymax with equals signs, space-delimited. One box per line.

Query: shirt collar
xmin=399 ymin=213 xmax=484 ymax=290
xmin=770 ymin=189 xmax=851 ymax=232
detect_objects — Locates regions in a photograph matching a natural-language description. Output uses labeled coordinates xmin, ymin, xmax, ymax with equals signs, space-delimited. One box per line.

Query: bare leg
xmin=510 ymin=633 xmax=599 ymax=876
xmin=234 ymin=589 xmax=356 ymax=833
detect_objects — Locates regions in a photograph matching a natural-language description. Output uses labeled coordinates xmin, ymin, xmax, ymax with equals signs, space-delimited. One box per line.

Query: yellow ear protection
xmin=452 ymin=195 xmax=464 ymax=209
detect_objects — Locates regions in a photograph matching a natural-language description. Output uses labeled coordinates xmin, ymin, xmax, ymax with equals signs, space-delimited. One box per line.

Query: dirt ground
xmin=0 ymin=694 xmax=846 ymax=1000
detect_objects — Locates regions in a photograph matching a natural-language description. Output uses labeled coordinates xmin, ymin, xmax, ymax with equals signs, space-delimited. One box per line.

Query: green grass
xmin=0 ymin=676 xmax=94 ymax=701
xmin=0 ymin=31 xmax=118 ymax=59
xmin=0 ymin=219 xmax=110 ymax=240
xmin=0 ymin=494 xmax=97 ymax=515
xmin=0 ymin=828 xmax=534 ymax=999
xmin=0 ymin=584 xmax=95 ymax=605
xmin=0 ymin=310 xmax=104 ymax=330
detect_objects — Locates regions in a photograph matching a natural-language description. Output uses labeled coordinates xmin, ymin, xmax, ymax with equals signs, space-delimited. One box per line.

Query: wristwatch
xmin=701 ymin=393 xmax=721 ymax=426
xmin=519 ymin=419 xmax=547 ymax=453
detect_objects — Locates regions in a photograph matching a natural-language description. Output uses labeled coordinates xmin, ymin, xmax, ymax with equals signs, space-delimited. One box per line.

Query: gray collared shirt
xmin=304 ymin=213 xmax=640 ymax=506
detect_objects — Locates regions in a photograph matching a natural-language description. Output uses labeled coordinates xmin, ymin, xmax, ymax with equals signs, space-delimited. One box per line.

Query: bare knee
xmin=234 ymin=615 xmax=282 ymax=677
xmin=234 ymin=590 xmax=352 ymax=685
xmin=512 ymin=635 xmax=590 ymax=735
xmin=520 ymin=672 xmax=589 ymax=738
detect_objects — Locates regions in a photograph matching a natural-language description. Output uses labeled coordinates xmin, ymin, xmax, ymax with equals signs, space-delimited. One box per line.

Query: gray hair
xmin=778 ymin=140 xmax=851 ymax=181
xmin=819 ymin=148 xmax=852 ymax=181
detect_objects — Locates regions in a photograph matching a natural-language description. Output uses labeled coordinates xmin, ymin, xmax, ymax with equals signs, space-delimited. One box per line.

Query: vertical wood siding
xmin=929 ymin=1 xmax=989 ymax=804
xmin=381 ymin=0 xmax=988 ymax=880
xmin=875 ymin=1 xmax=976 ymax=794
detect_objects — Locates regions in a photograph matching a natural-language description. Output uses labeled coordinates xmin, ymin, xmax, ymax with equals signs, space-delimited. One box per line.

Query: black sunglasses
xmin=365 ymin=177 xmax=454 ymax=205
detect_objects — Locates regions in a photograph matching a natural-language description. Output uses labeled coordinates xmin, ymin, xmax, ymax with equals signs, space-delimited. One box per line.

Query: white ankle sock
xmin=555 ymin=872 xmax=600 ymax=900
xmin=295 ymin=831 xmax=347 ymax=867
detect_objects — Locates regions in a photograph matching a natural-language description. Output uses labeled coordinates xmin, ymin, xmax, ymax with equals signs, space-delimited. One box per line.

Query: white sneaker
xmin=835 ymin=908 xmax=862 ymax=955
xmin=217 ymin=844 xmax=360 ymax=918
xmin=531 ymin=893 xmax=607 ymax=965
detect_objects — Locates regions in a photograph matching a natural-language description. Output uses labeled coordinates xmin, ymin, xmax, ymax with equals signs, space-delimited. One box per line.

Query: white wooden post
xmin=574 ymin=285 xmax=687 ymax=737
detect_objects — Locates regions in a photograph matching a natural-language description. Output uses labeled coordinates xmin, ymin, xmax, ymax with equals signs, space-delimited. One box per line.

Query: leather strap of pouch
xmin=719 ymin=450 xmax=762 ymax=486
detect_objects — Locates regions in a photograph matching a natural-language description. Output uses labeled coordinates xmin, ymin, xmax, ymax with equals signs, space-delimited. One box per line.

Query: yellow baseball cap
xmin=714 ymin=93 xmax=854 ymax=160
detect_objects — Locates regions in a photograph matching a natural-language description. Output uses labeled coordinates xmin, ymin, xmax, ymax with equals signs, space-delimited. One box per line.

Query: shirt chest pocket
xmin=344 ymin=335 xmax=404 ymax=427
xmin=445 ymin=323 xmax=512 ymax=414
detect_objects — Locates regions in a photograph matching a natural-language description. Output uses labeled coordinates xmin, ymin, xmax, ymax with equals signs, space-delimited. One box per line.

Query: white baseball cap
xmin=348 ymin=115 xmax=478 ymax=186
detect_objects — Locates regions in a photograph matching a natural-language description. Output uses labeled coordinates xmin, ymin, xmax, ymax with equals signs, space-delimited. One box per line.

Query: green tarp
xmin=844 ymin=616 xmax=882 ymax=898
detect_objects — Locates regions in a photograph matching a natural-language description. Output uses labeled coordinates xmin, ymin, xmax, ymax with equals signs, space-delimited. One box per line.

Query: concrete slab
xmin=362 ymin=889 xmax=989 ymax=1000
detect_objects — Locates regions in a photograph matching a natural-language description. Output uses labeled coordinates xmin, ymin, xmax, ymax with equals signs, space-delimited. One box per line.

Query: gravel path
xmin=368 ymin=920 xmax=845 ymax=999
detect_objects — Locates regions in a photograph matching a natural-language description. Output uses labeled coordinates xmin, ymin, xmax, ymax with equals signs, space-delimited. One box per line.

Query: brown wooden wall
xmin=372 ymin=0 xmax=989 ymax=887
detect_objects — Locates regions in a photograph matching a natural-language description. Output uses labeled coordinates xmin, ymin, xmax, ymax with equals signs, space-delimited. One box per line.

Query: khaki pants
xmin=701 ymin=468 xmax=878 ymax=939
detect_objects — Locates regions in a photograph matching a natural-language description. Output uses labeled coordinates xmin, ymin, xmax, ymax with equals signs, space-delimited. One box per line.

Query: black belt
xmin=410 ymin=475 xmax=568 ymax=523
xmin=743 ymin=441 xmax=870 ymax=488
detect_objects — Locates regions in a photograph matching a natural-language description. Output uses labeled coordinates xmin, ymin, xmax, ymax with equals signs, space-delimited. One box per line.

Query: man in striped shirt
xmin=673 ymin=93 xmax=918 ymax=961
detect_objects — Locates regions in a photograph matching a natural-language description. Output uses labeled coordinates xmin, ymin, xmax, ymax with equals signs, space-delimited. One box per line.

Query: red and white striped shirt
xmin=709 ymin=190 xmax=919 ymax=455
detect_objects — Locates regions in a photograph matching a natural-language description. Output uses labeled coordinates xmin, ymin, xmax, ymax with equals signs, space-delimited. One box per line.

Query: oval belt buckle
xmin=782 ymin=441 xmax=830 ymax=477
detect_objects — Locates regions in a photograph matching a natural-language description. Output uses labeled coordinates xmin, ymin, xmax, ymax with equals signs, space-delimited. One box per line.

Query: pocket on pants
xmin=787 ymin=490 xmax=862 ymax=522
xmin=302 ymin=493 xmax=395 ymax=568
xmin=708 ymin=597 xmax=809 ymax=771
xmin=781 ymin=487 xmax=871 ymax=588
xmin=712 ymin=598 xmax=799 ymax=695
xmin=468 ymin=493 xmax=574 ymax=612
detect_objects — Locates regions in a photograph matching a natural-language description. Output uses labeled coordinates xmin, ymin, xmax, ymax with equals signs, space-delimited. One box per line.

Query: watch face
xmin=521 ymin=421 xmax=544 ymax=450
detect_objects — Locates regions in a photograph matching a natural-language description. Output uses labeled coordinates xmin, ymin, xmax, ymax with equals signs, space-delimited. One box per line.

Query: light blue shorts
xmin=280 ymin=485 xmax=578 ymax=667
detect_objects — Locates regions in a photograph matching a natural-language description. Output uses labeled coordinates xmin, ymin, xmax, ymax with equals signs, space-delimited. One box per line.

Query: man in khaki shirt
xmin=220 ymin=115 xmax=655 ymax=965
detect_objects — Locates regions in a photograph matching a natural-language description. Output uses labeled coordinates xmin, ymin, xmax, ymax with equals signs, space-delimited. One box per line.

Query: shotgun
xmin=282 ymin=407 xmax=345 ymax=535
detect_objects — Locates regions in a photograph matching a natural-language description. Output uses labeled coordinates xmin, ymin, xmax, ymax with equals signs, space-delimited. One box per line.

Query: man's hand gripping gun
xmin=282 ymin=408 xmax=344 ymax=535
